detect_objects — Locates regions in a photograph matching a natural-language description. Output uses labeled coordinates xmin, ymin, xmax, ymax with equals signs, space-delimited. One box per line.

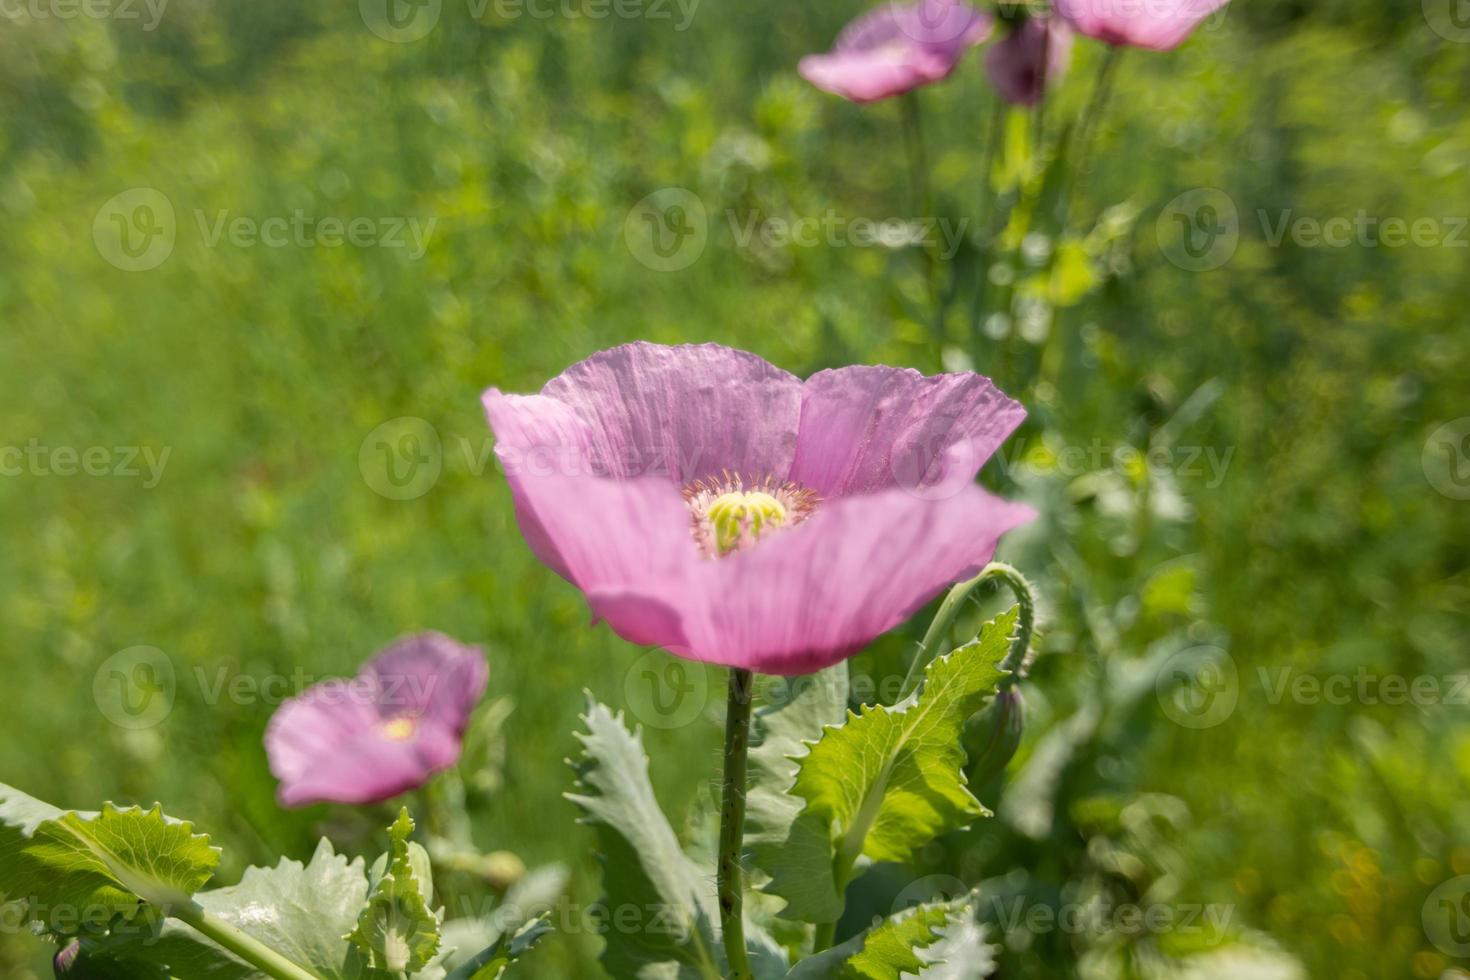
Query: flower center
xmin=684 ymin=475 xmax=817 ymax=558
xmin=380 ymin=716 xmax=417 ymax=741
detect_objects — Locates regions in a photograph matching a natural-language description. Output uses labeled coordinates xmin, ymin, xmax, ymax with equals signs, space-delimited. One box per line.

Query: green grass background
xmin=2 ymin=0 xmax=1468 ymax=977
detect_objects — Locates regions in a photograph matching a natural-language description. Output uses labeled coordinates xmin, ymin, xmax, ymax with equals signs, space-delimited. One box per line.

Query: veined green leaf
xmin=348 ymin=809 xmax=442 ymax=974
xmin=763 ymin=611 xmax=1016 ymax=923
xmin=0 ymin=783 xmax=219 ymax=934
xmin=567 ymin=699 xmax=726 ymax=980
xmin=446 ymin=913 xmax=552 ymax=980
xmin=76 ymin=837 xmax=430 ymax=979
xmin=907 ymin=916 xmax=997 ymax=979
xmin=747 ymin=667 xmax=850 ymax=924
xmin=785 ymin=898 xmax=964 ymax=980
xmin=567 ymin=699 xmax=788 ymax=980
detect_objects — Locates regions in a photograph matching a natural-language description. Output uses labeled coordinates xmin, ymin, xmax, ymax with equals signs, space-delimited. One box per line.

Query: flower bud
xmin=965 ymin=686 xmax=1024 ymax=788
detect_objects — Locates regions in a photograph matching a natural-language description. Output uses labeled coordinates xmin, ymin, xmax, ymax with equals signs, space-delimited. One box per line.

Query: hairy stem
xmin=174 ymin=901 xmax=322 ymax=980
xmin=718 ymin=668 xmax=756 ymax=980
xmin=899 ymin=561 xmax=1038 ymax=700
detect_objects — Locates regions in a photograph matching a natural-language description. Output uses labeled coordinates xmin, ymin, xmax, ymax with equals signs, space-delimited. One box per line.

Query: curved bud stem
xmin=900 ymin=561 xmax=1038 ymax=701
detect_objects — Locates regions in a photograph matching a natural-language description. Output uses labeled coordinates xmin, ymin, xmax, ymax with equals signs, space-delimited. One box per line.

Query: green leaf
xmin=440 ymin=862 xmax=568 ymax=976
xmin=762 ymin=611 xmax=1015 ymax=923
xmin=908 ymin=916 xmax=997 ymax=979
xmin=567 ymin=699 xmax=726 ymax=980
xmin=78 ymin=837 xmax=424 ymax=979
xmin=746 ymin=667 xmax=850 ymax=924
xmin=785 ymin=899 xmax=961 ymax=980
xmin=348 ymin=809 xmax=442 ymax=974
xmin=0 ymin=783 xmax=219 ymax=934
xmin=445 ymin=913 xmax=552 ymax=980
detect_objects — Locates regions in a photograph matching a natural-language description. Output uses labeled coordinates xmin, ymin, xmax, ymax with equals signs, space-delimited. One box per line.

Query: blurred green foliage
xmin=1 ymin=0 xmax=1467 ymax=977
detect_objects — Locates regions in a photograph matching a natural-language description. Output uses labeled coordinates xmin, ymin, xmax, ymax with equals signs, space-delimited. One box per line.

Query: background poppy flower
xmin=1053 ymin=0 xmax=1229 ymax=51
xmin=799 ymin=0 xmax=994 ymax=103
xmin=265 ymin=632 xmax=488 ymax=807
xmin=484 ymin=343 xmax=1033 ymax=676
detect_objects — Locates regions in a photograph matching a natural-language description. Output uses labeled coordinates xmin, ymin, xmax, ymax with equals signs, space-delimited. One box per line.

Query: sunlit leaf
xmin=762 ymin=612 xmax=1015 ymax=923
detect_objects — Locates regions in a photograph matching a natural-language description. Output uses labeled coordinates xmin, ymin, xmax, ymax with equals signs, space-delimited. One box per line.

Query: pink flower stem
xmin=717 ymin=667 xmax=756 ymax=980
xmin=1032 ymin=22 xmax=1053 ymax=154
xmin=900 ymin=91 xmax=946 ymax=363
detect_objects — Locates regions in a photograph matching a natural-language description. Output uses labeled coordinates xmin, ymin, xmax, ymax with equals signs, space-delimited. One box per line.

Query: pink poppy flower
xmin=799 ymin=0 xmax=994 ymax=104
xmin=1053 ymin=0 xmax=1228 ymax=51
xmin=985 ymin=16 xmax=1073 ymax=107
xmin=264 ymin=632 xmax=488 ymax=807
xmin=483 ymin=343 xmax=1033 ymax=676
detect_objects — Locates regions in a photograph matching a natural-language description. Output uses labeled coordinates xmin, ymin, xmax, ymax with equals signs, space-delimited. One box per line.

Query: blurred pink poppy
xmin=1053 ymin=0 xmax=1228 ymax=51
xmin=265 ymin=632 xmax=487 ymax=807
xmin=483 ymin=343 xmax=1033 ymax=676
xmin=985 ymin=16 xmax=1073 ymax=107
xmin=799 ymin=0 xmax=994 ymax=103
